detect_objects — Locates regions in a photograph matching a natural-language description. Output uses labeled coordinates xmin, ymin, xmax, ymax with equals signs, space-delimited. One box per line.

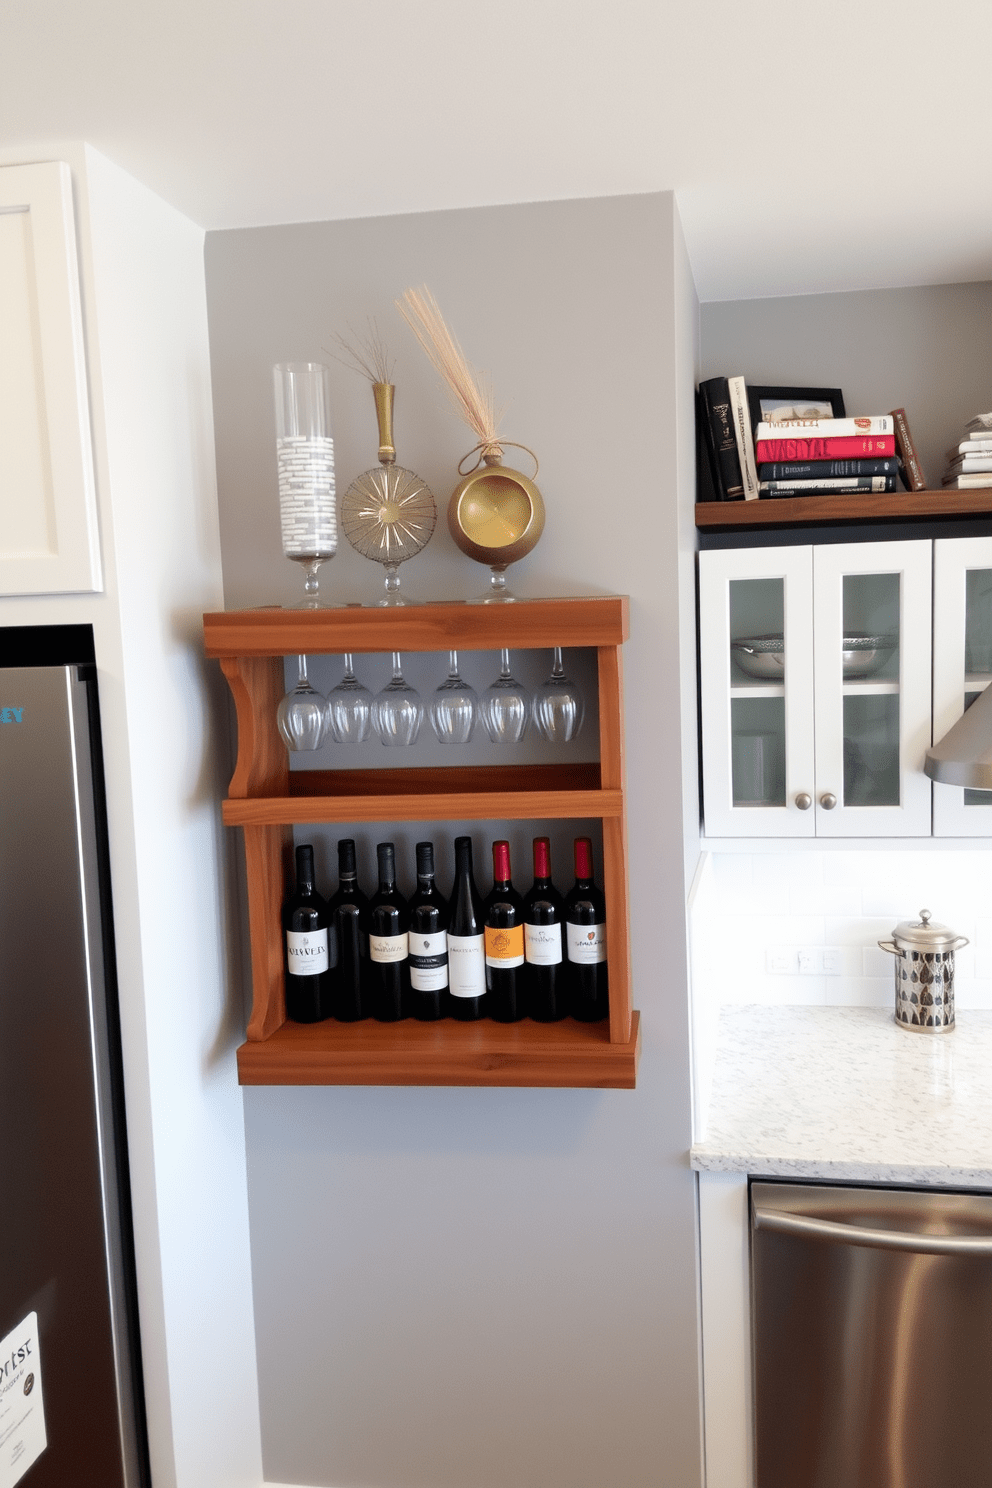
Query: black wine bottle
xmin=326 ymin=837 xmax=370 ymax=1021
xmin=407 ymin=840 xmax=448 ymax=1021
xmin=446 ymin=835 xmax=487 ymax=1020
xmin=282 ymin=842 xmax=332 ymax=1023
xmin=368 ymin=841 xmax=409 ymax=1022
xmin=523 ymin=836 xmax=567 ymax=1021
xmin=483 ymin=839 xmax=526 ymax=1022
xmin=565 ymin=837 xmax=609 ymax=1021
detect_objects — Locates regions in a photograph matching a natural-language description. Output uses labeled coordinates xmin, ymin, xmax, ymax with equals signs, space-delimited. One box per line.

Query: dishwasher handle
xmin=753 ymin=1202 xmax=992 ymax=1256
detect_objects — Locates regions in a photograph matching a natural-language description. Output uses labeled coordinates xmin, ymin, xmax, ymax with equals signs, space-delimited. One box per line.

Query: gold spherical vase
xmin=447 ymin=453 xmax=545 ymax=603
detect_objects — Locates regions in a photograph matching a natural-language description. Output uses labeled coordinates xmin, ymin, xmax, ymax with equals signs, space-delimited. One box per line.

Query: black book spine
xmin=695 ymin=389 xmax=720 ymax=503
xmin=758 ymin=457 xmax=899 ymax=480
xmin=698 ymin=377 xmax=744 ymax=501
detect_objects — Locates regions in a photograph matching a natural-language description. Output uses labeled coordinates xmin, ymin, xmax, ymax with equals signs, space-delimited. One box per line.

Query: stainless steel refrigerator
xmin=0 ymin=627 xmax=148 ymax=1487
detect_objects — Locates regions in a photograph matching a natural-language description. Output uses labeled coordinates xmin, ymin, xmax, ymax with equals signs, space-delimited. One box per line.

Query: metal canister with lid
xmin=879 ymin=909 xmax=968 ymax=1032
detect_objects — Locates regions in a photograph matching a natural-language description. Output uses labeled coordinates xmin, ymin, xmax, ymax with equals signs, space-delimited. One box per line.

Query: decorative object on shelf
xmin=878 ymin=909 xmax=968 ymax=1033
xmin=532 ymin=647 xmax=584 ymax=743
xmin=480 ymin=648 xmax=531 ymax=744
xmin=334 ymin=325 xmax=437 ymax=606
xmin=276 ymin=655 xmax=331 ymax=751
xmin=327 ymin=653 xmax=373 ymax=743
xmin=746 ymin=385 xmax=846 ymax=432
xmin=429 ymin=651 xmax=478 ymax=744
xmin=396 ymin=286 xmax=545 ymax=603
xmin=941 ymin=410 xmax=992 ymax=490
xmin=273 ymin=362 xmax=336 ymax=606
xmin=371 ymin=652 xmax=423 ymax=746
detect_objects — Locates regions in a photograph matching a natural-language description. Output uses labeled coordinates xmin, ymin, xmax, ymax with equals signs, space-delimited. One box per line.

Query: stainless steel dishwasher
xmin=751 ymin=1180 xmax=992 ymax=1488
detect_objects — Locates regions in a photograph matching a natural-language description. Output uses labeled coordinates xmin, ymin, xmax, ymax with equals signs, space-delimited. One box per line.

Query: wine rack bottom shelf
xmin=236 ymin=1011 xmax=641 ymax=1089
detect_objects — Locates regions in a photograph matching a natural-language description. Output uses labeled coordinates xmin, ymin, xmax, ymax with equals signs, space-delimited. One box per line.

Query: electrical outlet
xmin=821 ymin=948 xmax=843 ymax=976
xmin=797 ymin=948 xmax=818 ymax=975
xmin=766 ymin=948 xmax=797 ymax=974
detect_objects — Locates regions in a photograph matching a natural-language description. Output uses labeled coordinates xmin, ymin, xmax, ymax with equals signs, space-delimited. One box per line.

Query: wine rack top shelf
xmin=203 ymin=595 xmax=629 ymax=657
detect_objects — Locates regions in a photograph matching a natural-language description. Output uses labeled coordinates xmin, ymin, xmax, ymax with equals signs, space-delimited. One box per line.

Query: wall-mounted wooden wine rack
xmin=203 ymin=596 xmax=639 ymax=1088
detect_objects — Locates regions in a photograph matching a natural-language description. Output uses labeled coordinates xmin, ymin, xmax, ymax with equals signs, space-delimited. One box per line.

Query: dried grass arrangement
xmin=396 ymin=286 xmax=504 ymax=463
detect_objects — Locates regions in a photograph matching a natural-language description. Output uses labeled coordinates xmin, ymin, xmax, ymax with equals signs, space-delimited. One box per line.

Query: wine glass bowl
xmin=327 ymin=653 xmax=373 ymax=744
xmin=277 ymin=655 xmax=331 ymax=752
xmin=372 ymin=653 xmax=424 ymax=746
xmin=429 ymin=651 xmax=479 ymax=744
xmin=480 ymin=649 xmax=531 ymax=744
xmin=533 ymin=647 xmax=585 ymax=743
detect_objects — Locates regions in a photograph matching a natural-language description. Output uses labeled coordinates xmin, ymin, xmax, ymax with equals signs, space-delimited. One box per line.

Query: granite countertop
xmin=691 ymin=1005 xmax=992 ymax=1187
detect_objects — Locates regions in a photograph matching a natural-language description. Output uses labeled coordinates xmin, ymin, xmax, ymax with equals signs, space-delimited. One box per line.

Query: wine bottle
xmin=326 ymin=837 xmax=370 ymax=1021
xmin=282 ymin=842 xmax=332 ymax=1023
xmin=523 ymin=836 xmax=567 ymax=1021
xmin=368 ymin=841 xmax=409 ymax=1021
xmin=446 ymin=835 xmax=487 ymax=1020
xmin=407 ymin=840 xmax=449 ymax=1021
xmin=484 ymin=840 xmax=525 ymax=1022
xmin=565 ymin=837 xmax=608 ymax=1021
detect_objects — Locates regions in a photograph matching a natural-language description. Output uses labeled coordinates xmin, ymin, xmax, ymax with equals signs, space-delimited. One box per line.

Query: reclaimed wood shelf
xmin=696 ymin=488 xmax=992 ymax=531
xmin=203 ymin=597 xmax=638 ymax=1089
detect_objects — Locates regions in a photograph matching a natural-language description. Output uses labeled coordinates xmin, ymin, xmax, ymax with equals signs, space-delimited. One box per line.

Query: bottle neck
xmin=296 ymin=845 xmax=316 ymax=894
xmin=417 ymin=872 xmax=435 ymax=893
xmin=376 ymin=844 xmax=396 ymax=893
xmin=492 ymin=840 xmax=511 ymax=886
xmin=532 ymin=837 xmax=551 ymax=884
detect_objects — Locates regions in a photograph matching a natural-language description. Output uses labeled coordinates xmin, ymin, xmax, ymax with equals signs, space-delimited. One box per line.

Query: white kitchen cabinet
xmin=933 ymin=536 xmax=992 ymax=836
xmin=699 ymin=539 xmax=933 ymax=838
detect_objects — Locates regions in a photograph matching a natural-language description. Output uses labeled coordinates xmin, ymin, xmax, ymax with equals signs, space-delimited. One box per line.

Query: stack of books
xmin=942 ymin=414 xmax=992 ymax=489
xmin=755 ymin=415 xmax=899 ymax=498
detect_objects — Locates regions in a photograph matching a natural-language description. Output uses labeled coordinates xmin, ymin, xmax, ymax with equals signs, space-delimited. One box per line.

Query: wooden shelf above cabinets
xmin=204 ymin=596 xmax=638 ymax=1089
xmin=696 ymin=488 xmax=992 ymax=531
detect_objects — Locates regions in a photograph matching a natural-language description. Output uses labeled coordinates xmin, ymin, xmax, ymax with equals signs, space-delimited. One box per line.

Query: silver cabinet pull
xmin=819 ymin=792 xmax=837 ymax=810
xmin=795 ymin=793 xmax=812 ymax=810
xmin=753 ymin=1203 xmax=992 ymax=1256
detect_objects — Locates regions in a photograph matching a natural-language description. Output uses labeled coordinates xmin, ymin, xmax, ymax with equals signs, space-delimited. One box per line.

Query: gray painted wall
xmin=701 ymin=282 xmax=992 ymax=485
xmin=205 ymin=193 xmax=702 ymax=1488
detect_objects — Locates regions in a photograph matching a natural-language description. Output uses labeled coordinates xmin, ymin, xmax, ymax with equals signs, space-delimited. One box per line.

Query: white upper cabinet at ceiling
xmin=0 ymin=161 xmax=101 ymax=595
xmin=699 ymin=540 xmax=933 ymax=839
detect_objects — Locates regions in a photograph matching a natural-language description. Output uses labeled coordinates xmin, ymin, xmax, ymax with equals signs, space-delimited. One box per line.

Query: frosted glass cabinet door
xmin=699 ymin=546 xmax=815 ymax=837
xmin=933 ymin=537 xmax=992 ymax=836
xmin=812 ymin=540 xmax=932 ymax=837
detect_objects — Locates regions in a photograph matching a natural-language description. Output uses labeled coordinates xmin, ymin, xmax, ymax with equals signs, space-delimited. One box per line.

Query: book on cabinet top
xmin=754 ymin=414 xmax=893 ymax=440
xmin=756 ymin=434 xmax=896 ymax=462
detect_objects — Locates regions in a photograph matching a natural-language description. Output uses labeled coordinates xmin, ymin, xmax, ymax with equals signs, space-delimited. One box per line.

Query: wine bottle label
xmin=409 ymin=929 xmax=449 ymax=992
xmin=566 ymin=921 xmax=607 ymax=964
xmin=286 ymin=927 xmax=329 ymax=975
xmin=485 ymin=923 xmax=525 ymax=968
xmin=370 ymin=932 xmax=408 ymax=964
xmin=524 ymin=922 xmax=563 ymax=965
xmin=446 ymin=932 xmax=486 ymax=997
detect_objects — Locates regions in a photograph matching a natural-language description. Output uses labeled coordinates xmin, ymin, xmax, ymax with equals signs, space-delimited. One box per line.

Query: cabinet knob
xmin=820 ymin=792 xmax=837 ymax=810
xmin=795 ymin=793 xmax=812 ymax=811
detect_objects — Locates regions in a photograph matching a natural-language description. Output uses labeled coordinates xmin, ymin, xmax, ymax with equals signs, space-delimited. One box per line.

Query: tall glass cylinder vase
xmin=273 ymin=362 xmax=337 ymax=606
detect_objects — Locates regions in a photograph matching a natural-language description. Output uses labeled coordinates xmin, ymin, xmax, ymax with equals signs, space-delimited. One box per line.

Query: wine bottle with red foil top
xmin=565 ymin=837 xmax=608 ymax=1021
xmin=446 ymin=835 xmax=487 ymax=1020
xmin=282 ymin=843 xmax=332 ymax=1023
xmin=523 ymin=836 xmax=567 ymax=1021
xmin=407 ymin=840 xmax=448 ymax=1021
xmin=326 ymin=837 xmax=370 ymax=1021
xmin=484 ymin=840 xmax=526 ymax=1022
xmin=368 ymin=841 xmax=409 ymax=1021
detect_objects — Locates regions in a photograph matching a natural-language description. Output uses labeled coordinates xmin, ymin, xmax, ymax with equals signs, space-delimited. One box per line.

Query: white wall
xmin=205 ymin=191 xmax=704 ymax=1488
xmin=0 ymin=143 xmax=262 ymax=1487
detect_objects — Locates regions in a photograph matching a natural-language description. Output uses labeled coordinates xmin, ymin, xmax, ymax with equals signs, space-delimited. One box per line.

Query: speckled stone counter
xmin=691 ymin=1005 xmax=992 ymax=1187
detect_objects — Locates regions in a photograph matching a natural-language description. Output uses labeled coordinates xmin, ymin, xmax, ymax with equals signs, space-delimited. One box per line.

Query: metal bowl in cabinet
xmin=841 ymin=635 xmax=896 ymax=680
xmin=731 ymin=635 xmax=785 ymax=680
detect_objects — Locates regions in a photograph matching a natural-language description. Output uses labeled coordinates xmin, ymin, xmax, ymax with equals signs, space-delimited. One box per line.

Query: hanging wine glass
xmin=273 ymin=363 xmax=337 ymax=607
xmin=371 ymin=653 xmax=424 ymax=747
xmin=480 ymin=649 xmax=531 ymax=744
xmin=276 ymin=654 xmax=331 ymax=752
xmin=533 ymin=647 xmax=585 ymax=743
xmin=327 ymin=653 xmax=373 ymax=743
xmin=429 ymin=651 xmax=479 ymax=743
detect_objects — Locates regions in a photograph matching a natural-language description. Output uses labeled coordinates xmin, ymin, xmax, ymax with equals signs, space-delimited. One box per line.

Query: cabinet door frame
xmin=699 ymin=545 xmax=816 ymax=839
xmin=812 ymin=539 xmax=932 ymax=838
xmin=933 ymin=536 xmax=992 ymax=837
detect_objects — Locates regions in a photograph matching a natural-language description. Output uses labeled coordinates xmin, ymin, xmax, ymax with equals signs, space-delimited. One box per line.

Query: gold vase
xmin=447 ymin=450 xmax=545 ymax=602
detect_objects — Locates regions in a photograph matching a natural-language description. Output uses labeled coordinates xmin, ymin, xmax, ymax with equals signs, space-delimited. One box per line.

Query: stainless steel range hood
xmin=925 ymin=682 xmax=992 ymax=788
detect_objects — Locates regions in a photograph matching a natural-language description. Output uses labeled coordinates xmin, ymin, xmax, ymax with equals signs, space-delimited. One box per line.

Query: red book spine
xmin=755 ymin=435 xmax=897 ymax=462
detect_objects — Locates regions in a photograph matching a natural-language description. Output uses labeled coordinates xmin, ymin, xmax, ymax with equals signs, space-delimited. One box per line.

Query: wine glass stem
xmin=448 ymin=649 xmax=459 ymax=680
xmin=343 ymin=652 xmax=355 ymax=681
xmin=297 ymin=653 xmax=309 ymax=686
xmin=392 ymin=651 xmax=403 ymax=683
xmin=500 ymin=647 xmax=511 ymax=679
xmin=552 ymin=645 xmax=564 ymax=678
xmin=303 ymin=559 xmax=321 ymax=599
xmin=384 ymin=564 xmax=401 ymax=595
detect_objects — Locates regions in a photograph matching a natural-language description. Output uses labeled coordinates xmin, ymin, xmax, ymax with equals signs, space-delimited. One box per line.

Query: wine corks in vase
xmin=281 ymin=836 xmax=608 ymax=1027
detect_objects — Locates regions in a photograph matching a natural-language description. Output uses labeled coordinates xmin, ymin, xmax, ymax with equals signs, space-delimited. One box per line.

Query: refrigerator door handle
xmin=753 ymin=1202 xmax=992 ymax=1256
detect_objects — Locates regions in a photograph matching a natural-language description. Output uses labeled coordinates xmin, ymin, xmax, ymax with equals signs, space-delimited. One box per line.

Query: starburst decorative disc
xmin=340 ymin=465 xmax=437 ymax=565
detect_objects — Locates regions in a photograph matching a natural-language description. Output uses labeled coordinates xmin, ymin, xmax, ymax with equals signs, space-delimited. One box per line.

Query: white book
xmin=964 ymin=413 xmax=992 ymax=433
xmin=760 ymin=476 xmax=891 ymax=492
xmin=949 ymin=439 xmax=992 ymax=456
xmin=728 ymin=375 xmax=759 ymax=501
xmin=948 ymin=456 xmax=992 ymax=473
xmin=942 ymin=473 xmax=992 ymax=488
xmin=755 ymin=414 xmax=893 ymax=440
